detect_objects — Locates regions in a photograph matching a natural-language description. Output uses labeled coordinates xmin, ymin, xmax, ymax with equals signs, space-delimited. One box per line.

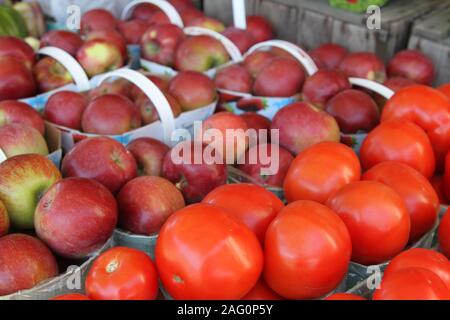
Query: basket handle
xmin=38 ymin=47 xmax=90 ymax=91
xmin=184 ymin=26 xmax=243 ymax=62
xmin=245 ymin=40 xmax=319 ymax=76
xmin=349 ymin=78 xmax=394 ymax=99
xmin=0 ymin=148 xmax=6 ymax=164
xmin=121 ymin=0 xmax=184 ymax=27
xmin=95 ymin=69 xmax=176 ymax=144
xmin=232 ymin=0 xmax=247 ymax=29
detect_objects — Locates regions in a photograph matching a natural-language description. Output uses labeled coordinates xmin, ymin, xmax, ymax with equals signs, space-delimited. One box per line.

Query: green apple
xmin=0 ymin=154 xmax=61 ymax=229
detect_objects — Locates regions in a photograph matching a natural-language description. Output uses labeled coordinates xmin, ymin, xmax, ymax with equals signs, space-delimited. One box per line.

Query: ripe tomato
xmin=85 ymin=247 xmax=158 ymax=300
xmin=264 ymin=200 xmax=352 ymax=300
xmin=439 ymin=208 xmax=450 ymax=259
xmin=362 ymin=161 xmax=439 ymax=243
xmin=283 ymin=142 xmax=361 ymax=204
xmin=439 ymin=83 xmax=450 ymax=100
xmin=445 ymin=151 xmax=450 ymax=202
xmin=430 ymin=175 xmax=449 ymax=205
xmin=324 ymin=293 xmax=366 ymax=300
xmin=241 ymin=278 xmax=284 ymax=300
xmin=155 ymin=204 xmax=263 ymax=300
xmin=360 ymin=120 xmax=436 ymax=178
xmin=373 ymin=267 xmax=450 ymax=300
xmin=382 ymin=85 xmax=450 ymax=170
xmin=384 ymin=248 xmax=450 ymax=291
xmin=326 ymin=181 xmax=410 ymax=265
xmin=51 ymin=294 xmax=90 ymax=300
xmin=202 ymin=183 xmax=284 ymax=244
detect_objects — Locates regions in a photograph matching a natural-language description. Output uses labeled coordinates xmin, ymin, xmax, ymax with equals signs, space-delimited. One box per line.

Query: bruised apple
xmin=126 ymin=137 xmax=169 ymax=177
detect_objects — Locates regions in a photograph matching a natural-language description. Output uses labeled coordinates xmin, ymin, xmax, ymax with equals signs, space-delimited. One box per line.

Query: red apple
xmin=302 ymin=69 xmax=351 ymax=109
xmin=243 ymin=51 xmax=276 ymax=78
xmin=0 ymin=154 xmax=61 ymax=229
xmin=86 ymin=29 xmax=128 ymax=61
xmin=35 ymin=177 xmax=118 ymax=259
xmin=44 ymin=91 xmax=88 ymax=130
xmin=135 ymin=92 xmax=181 ymax=125
xmin=0 ymin=234 xmax=58 ymax=296
xmin=246 ymin=16 xmax=274 ymax=43
xmin=169 ymin=0 xmax=195 ymax=12
xmin=387 ymin=50 xmax=435 ymax=85
xmin=240 ymin=112 xmax=271 ymax=144
xmin=61 ymin=136 xmax=137 ymax=194
xmin=0 ymin=124 xmax=48 ymax=158
xmin=271 ymin=102 xmax=340 ymax=155
xmin=131 ymin=3 xmax=161 ymax=21
xmin=130 ymin=74 xmax=168 ymax=101
xmin=168 ymin=71 xmax=217 ymax=111
xmin=309 ymin=43 xmax=348 ymax=70
xmin=118 ymin=19 xmax=149 ymax=45
xmin=174 ymin=35 xmax=230 ymax=72
xmin=238 ymin=143 xmax=294 ymax=187
xmin=88 ymin=78 xmax=132 ymax=100
xmin=0 ymin=200 xmax=9 ymax=237
xmin=253 ymin=58 xmax=305 ymax=97
xmin=140 ymin=23 xmax=185 ymax=67
xmin=162 ymin=140 xmax=228 ymax=203
xmin=325 ymin=89 xmax=380 ymax=134
xmin=81 ymin=9 xmax=118 ymax=34
xmin=339 ymin=52 xmax=386 ymax=82
xmin=179 ymin=7 xmax=204 ymax=25
xmin=76 ymin=39 xmax=124 ymax=78
xmin=187 ymin=17 xmax=225 ymax=33
xmin=0 ymin=36 xmax=35 ymax=70
xmin=40 ymin=30 xmax=84 ymax=57
xmin=81 ymin=94 xmax=141 ymax=135
xmin=215 ymin=64 xmax=252 ymax=94
xmin=126 ymin=137 xmax=170 ymax=176
xmin=0 ymin=100 xmax=45 ymax=134
xmin=222 ymin=27 xmax=256 ymax=54
xmin=33 ymin=57 xmax=73 ymax=93
xmin=117 ymin=176 xmax=185 ymax=235
xmin=0 ymin=57 xmax=36 ymax=100
xmin=202 ymin=111 xmax=249 ymax=162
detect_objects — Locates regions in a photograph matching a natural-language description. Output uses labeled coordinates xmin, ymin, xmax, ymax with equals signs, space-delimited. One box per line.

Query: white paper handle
xmin=95 ymin=69 xmax=175 ymax=144
xmin=349 ymin=78 xmax=394 ymax=99
xmin=38 ymin=47 xmax=91 ymax=91
xmin=246 ymin=40 xmax=319 ymax=76
xmin=0 ymin=148 xmax=7 ymax=164
xmin=232 ymin=0 xmax=247 ymax=29
xmin=184 ymin=26 xmax=243 ymax=62
xmin=121 ymin=0 xmax=184 ymax=27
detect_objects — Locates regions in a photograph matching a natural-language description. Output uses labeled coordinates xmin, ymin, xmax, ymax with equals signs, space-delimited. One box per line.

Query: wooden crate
xmin=408 ymin=5 xmax=450 ymax=86
xmin=203 ymin=0 xmax=448 ymax=61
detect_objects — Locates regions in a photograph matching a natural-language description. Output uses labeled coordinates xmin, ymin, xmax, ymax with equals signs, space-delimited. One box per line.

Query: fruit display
xmin=1 ymin=0 xmax=450 ymax=303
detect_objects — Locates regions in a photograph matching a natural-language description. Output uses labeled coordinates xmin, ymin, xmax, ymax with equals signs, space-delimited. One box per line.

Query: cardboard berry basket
xmin=0 ymin=238 xmax=113 ymax=300
xmin=219 ymin=39 xmax=318 ymax=120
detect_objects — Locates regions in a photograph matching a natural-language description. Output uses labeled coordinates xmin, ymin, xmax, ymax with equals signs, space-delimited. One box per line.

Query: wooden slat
xmin=412 ymin=6 xmax=450 ymax=41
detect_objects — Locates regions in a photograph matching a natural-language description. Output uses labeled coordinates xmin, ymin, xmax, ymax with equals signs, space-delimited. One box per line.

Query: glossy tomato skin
xmin=439 ymin=83 xmax=450 ymax=100
xmin=430 ymin=175 xmax=449 ymax=205
xmin=264 ymin=200 xmax=352 ymax=300
xmin=241 ymin=278 xmax=284 ymax=300
xmin=362 ymin=161 xmax=439 ymax=243
xmin=439 ymin=208 xmax=450 ymax=260
xmin=51 ymin=294 xmax=90 ymax=300
xmin=155 ymin=204 xmax=263 ymax=300
xmin=360 ymin=120 xmax=435 ymax=178
xmin=324 ymin=293 xmax=366 ymax=300
xmin=326 ymin=181 xmax=410 ymax=265
xmin=202 ymin=183 xmax=284 ymax=244
xmin=85 ymin=247 xmax=158 ymax=300
xmin=384 ymin=248 xmax=450 ymax=291
xmin=445 ymin=151 xmax=450 ymax=202
xmin=373 ymin=267 xmax=450 ymax=300
xmin=283 ymin=142 xmax=361 ymax=204
xmin=381 ymin=85 xmax=450 ymax=171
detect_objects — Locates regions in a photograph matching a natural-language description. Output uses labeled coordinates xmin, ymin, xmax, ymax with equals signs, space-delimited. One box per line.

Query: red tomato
xmin=373 ymin=267 xmax=450 ymax=300
xmin=445 ymin=151 xmax=450 ymax=202
xmin=384 ymin=248 xmax=450 ymax=291
xmin=360 ymin=120 xmax=436 ymax=178
xmin=324 ymin=293 xmax=366 ymax=300
xmin=439 ymin=208 xmax=450 ymax=259
xmin=85 ymin=247 xmax=158 ymax=300
xmin=155 ymin=203 xmax=263 ymax=300
xmin=202 ymin=183 xmax=284 ymax=244
xmin=382 ymin=85 xmax=450 ymax=170
xmin=431 ymin=175 xmax=449 ymax=205
xmin=326 ymin=181 xmax=410 ymax=265
xmin=362 ymin=161 xmax=439 ymax=243
xmin=241 ymin=278 xmax=284 ymax=300
xmin=264 ymin=200 xmax=352 ymax=300
xmin=283 ymin=142 xmax=361 ymax=204
xmin=439 ymin=83 xmax=450 ymax=100
xmin=51 ymin=294 xmax=90 ymax=300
